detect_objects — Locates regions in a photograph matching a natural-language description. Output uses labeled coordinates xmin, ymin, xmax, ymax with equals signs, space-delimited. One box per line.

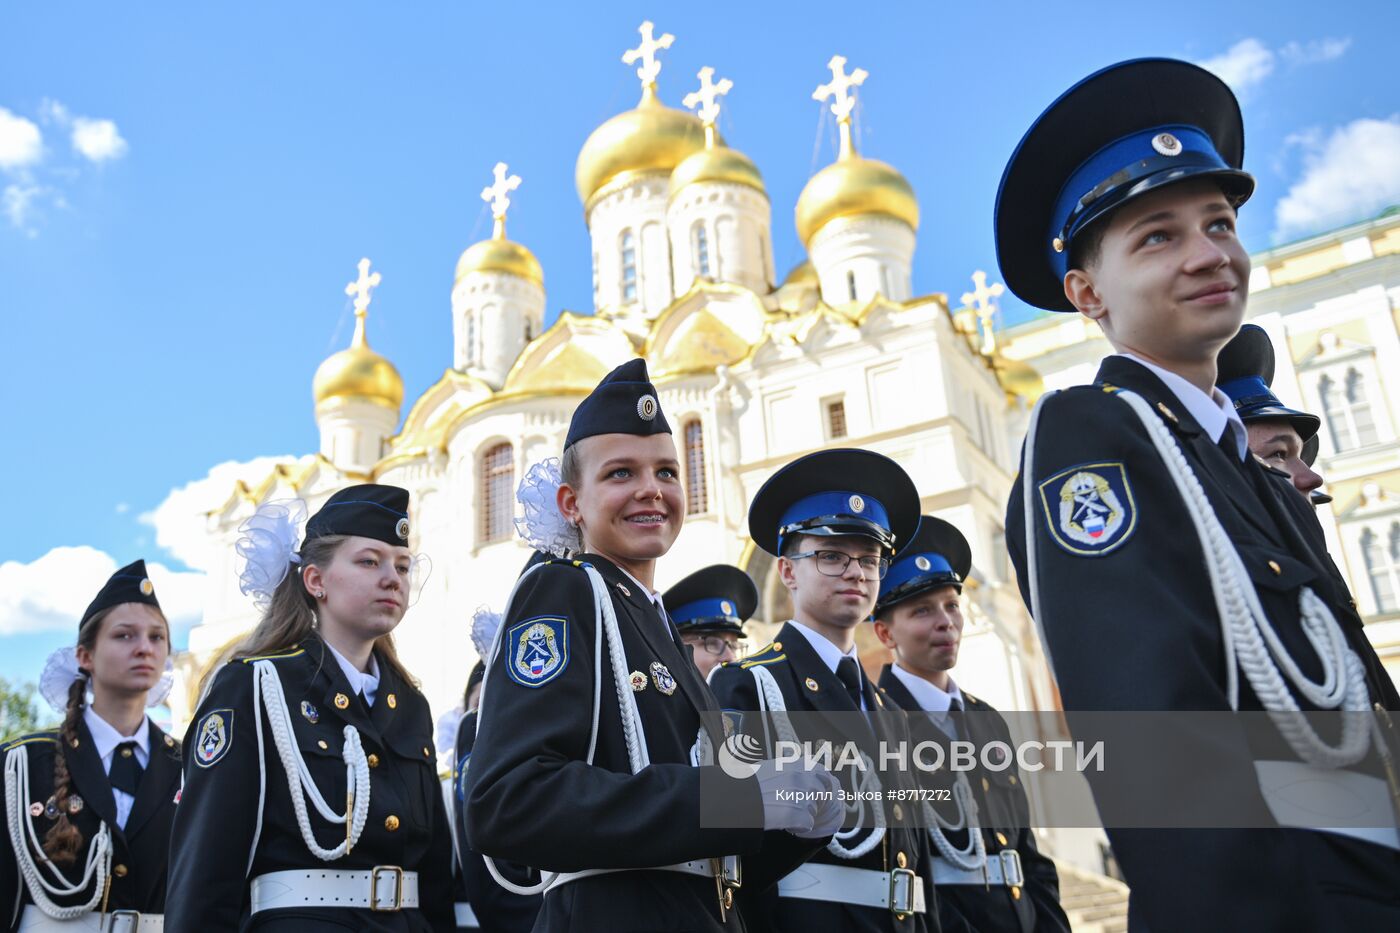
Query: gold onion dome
xmin=794 ymin=55 xmax=919 ymax=245
xmin=313 ymin=259 xmax=404 ymax=410
xmin=669 ymin=138 xmax=764 ymax=197
xmin=576 ymin=86 xmax=712 ymax=208
xmin=457 ymin=162 xmax=543 ymax=286
xmin=781 ymin=259 xmax=818 ymax=288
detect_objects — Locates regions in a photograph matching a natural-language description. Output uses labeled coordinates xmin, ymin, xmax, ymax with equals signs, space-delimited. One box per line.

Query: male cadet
xmin=873 ymin=517 xmax=1069 ymax=933
xmin=664 ymin=564 xmax=759 ymax=680
xmin=710 ymin=448 xmax=938 ymax=932
xmin=1216 ymin=323 xmax=1325 ymax=500
xmin=997 ymin=58 xmax=1400 ymax=930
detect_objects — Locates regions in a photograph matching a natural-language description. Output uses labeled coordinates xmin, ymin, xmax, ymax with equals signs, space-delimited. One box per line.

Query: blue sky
xmin=2 ymin=1 xmax=1397 ymax=686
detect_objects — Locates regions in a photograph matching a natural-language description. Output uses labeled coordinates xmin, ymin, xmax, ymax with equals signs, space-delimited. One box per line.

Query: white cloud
xmin=3 ymin=183 xmax=44 ymax=231
xmin=71 ymin=117 xmax=127 ymax=163
xmin=1273 ymin=116 xmax=1400 ymax=241
xmin=141 ymin=456 xmax=299 ymax=573
xmin=0 ymin=108 xmax=43 ymax=170
xmin=1280 ymin=38 xmax=1351 ymax=66
xmin=0 ymin=546 xmax=205 ymax=636
xmin=38 ymin=99 xmax=69 ymax=126
xmin=1197 ymin=38 xmax=1275 ymax=95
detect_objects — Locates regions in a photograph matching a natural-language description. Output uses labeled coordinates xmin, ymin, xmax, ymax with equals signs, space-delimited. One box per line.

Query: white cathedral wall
xmin=451 ymin=271 xmax=545 ymax=387
xmin=808 ymin=215 xmax=916 ymax=305
xmin=316 ymin=398 xmax=397 ymax=475
xmin=666 ymin=184 xmax=772 ymax=295
xmin=587 ymin=177 xmax=674 ymax=317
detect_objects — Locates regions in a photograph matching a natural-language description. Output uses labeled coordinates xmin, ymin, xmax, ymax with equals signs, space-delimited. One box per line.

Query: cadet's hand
xmin=754 ymin=760 xmax=841 ymax=838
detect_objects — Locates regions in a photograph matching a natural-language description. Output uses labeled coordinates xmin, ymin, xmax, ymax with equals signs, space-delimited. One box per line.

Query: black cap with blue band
xmin=1215 ymin=324 xmax=1320 ymax=442
xmin=663 ymin=564 xmax=758 ymax=637
xmin=875 ymin=516 xmax=972 ymax=616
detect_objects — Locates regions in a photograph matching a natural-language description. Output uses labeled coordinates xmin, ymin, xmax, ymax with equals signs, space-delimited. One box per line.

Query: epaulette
xmin=738 ymin=640 xmax=787 ymax=669
xmin=240 ymin=646 xmax=306 ymax=664
xmin=2 ymin=730 xmax=59 ymax=753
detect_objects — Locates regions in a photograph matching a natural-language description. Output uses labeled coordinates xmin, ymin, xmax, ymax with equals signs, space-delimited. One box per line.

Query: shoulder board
xmin=1099 ymin=383 xmax=1121 ymax=394
xmin=541 ymin=559 xmax=591 ymax=571
xmin=739 ymin=646 xmax=787 ymax=669
xmin=240 ymin=647 xmax=306 ymax=664
xmin=2 ymin=731 xmax=59 ymax=753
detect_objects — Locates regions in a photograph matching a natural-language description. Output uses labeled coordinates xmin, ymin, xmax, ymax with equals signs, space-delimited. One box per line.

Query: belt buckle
xmin=888 ymin=867 xmax=916 ymax=916
xmin=370 ymin=865 xmax=404 ymax=912
xmin=105 ymin=911 xmax=141 ymax=933
xmin=712 ymin=856 xmax=742 ymax=918
xmin=999 ymin=849 xmax=1024 ymax=887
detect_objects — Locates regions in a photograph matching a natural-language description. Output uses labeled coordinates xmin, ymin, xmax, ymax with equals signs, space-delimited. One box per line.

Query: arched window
xmin=693 ymin=223 xmax=711 ymax=277
xmin=1320 ymin=368 xmax=1380 ymax=452
xmin=620 ymin=230 xmax=638 ymax=303
xmin=464 ymin=312 xmax=476 ymax=367
xmin=684 ymin=418 xmax=708 ymax=515
xmin=524 ymin=318 xmax=533 ymax=342
xmin=480 ymin=442 xmax=515 ymax=544
xmin=846 ymin=270 xmax=858 ymax=302
xmin=1360 ymin=523 xmax=1400 ymax=614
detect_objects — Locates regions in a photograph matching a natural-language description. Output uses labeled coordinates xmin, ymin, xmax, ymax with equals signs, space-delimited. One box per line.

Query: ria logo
xmin=718 ymin=733 xmax=765 ymax=779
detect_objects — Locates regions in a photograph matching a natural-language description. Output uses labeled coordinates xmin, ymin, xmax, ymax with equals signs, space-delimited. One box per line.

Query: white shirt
xmin=787 ymin=620 xmax=868 ymax=711
xmin=889 ymin=663 xmax=964 ymax=737
xmin=82 ymin=707 xmax=150 ymax=829
xmin=618 ymin=566 xmax=673 ymax=626
xmin=1119 ymin=352 xmax=1249 ymax=460
xmin=326 ymin=640 xmax=381 ymax=707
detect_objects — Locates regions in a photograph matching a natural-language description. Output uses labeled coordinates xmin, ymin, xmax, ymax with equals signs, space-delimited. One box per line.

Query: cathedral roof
xmin=313 ymin=315 xmax=404 ymax=410
xmin=576 ymin=86 xmax=710 ymax=210
xmin=455 ymin=237 xmax=543 ymax=286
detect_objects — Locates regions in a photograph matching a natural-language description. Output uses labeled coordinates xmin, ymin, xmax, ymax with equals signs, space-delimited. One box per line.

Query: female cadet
xmin=2 ymin=560 xmax=181 ymax=933
xmin=166 ymin=485 xmax=454 ymax=932
xmin=465 ymin=359 xmax=842 ymax=933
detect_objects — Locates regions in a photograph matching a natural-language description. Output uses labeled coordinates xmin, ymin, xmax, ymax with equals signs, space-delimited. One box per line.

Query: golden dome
xmin=576 ymin=87 xmax=711 ymax=208
xmin=995 ymin=357 xmax=1045 ymax=404
xmin=455 ymin=236 xmax=543 ymax=286
xmin=313 ymin=314 xmax=404 ymax=410
xmin=781 ymin=260 xmax=818 ymax=288
xmin=669 ymin=131 xmax=765 ymax=198
xmin=795 ymin=153 xmax=919 ymax=245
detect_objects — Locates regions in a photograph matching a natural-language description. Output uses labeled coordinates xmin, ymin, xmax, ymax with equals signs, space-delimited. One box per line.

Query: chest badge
xmin=805 ymin=677 xmax=820 ymax=692
xmin=650 ymin=661 xmax=677 ymax=696
xmin=300 ymin=700 xmax=319 ymax=724
xmin=28 ymin=801 xmax=42 ymax=818
xmin=67 ymin=795 xmax=84 ymax=815
xmin=629 ymin=670 xmax=648 ymax=692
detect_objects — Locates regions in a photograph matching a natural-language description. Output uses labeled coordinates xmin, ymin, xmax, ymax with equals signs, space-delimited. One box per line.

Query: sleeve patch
xmin=1036 ymin=461 xmax=1137 ymax=556
xmin=503 ymin=616 xmax=569 ymax=688
xmin=193 ymin=708 xmax=234 ymax=768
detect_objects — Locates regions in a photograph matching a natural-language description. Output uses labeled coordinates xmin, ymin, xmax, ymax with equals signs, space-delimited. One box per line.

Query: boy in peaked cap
xmin=466 ymin=360 xmax=839 ymax=933
xmin=997 ymin=58 xmax=1400 ymax=930
xmin=663 ymin=564 xmax=758 ymax=680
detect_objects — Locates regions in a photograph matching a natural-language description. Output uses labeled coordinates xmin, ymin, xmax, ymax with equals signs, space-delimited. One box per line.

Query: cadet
xmin=872 ymin=518 xmax=1069 ymax=933
xmin=465 ymin=360 xmax=839 ymax=932
xmin=663 ymin=564 xmax=759 ymax=680
xmin=2 ymin=561 xmax=180 ymax=932
xmin=709 ymin=448 xmax=937 ymax=931
xmin=997 ymin=58 xmax=1400 ymax=929
xmin=167 ymin=485 xmax=455 ymax=932
xmin=1216 ymin=323 xmax=1325 ymax=499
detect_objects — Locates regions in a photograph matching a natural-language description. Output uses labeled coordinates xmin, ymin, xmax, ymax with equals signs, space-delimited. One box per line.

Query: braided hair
xmin=41 ymin=611 xmax=103 ymax=865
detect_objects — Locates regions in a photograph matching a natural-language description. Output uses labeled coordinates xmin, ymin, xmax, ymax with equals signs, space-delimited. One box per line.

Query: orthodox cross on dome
xmin=683 ymin=67 xmax=732 ymax=146
xmin=961 ymin=270 xmax=1005 ymax=356
xmin=481 ymin=162 xmax=521 ymax=239
xmin=813 ymin=55 xmax=867 ymax=159
xmin=345 ymin=257 xmax=382 ymax=347
xmin=622 ymin=21 xmax=675 ymax=94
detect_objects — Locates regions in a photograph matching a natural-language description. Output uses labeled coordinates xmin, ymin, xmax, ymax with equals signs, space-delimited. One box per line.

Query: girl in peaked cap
xmin=1 ymin=560 xmax=181 ymax=933
xmin=166 ymin=484 xmax=455 ymax=932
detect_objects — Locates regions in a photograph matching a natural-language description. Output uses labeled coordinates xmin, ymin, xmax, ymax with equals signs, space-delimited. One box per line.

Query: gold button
xmin=723 ymin=888 xmax=734 ymax=910
xmin=982 ymin=777 xmax=991 ymax=794
xmin=1052 ymin=237 xmax=1065 ymax=253
xmin=120 ymin=748 xmax=133 ymax=758
xmin=317 ymin=740 xmax=328 ymax=750
xmin=1009 ymin=775 xmax=1018 ymax=786
xmin=896 ymin=851 xmax=908 ymax=868
xmin=893 ymin=803 xmax=904 ymax=821
xmin=771 ymin=642 xmax=782 ymax=651
xmin=387 ymin=693 xmax=397 ymax=709
xmin=70 ymin=738 xmax=80 ymax=749
xmin=384 ymin=815 xmax=400 ymax=832
xmin=1011 ymin=885 xmax=1022 ymax=901
xmin=164 ymin=735 xmax=175 ymax=747
xmin=423 ymin=746 xmax=432 ymax=758
xmin=334 ymin=693 xmax=349 ymax=709
xmin=1268 ymin=560 xmax=1282 ymax=576
xmin=367 ymin=754 xmax=380 ymax=768
xmin=996 ymin=832 xmax=1009 ymax=846
xmin=113 ymin=864 xmax=128 ymax=878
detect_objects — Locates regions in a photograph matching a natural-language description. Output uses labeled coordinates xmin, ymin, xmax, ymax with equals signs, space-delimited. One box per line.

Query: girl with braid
xmin=2 ymin=560 xmax=181 ymax=933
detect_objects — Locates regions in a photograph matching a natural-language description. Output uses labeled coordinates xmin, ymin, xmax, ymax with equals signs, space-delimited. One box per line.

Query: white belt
xmin=931 ymin=850 xmax=1024 ymax=887
xmin=778 ymin=862 xmax=927 ymax=915
xmin=454 ymin=901 xmax=479 ymax=928
xmin=1255 ymin=760 xmax=1400 ymax=852
xmin=545 ymin=856 xmax=739 ymax=894
xmin=18 ymin=909 xmax=163 ymax=933
xmin=250 ymin=867 xmax=420 ymax=913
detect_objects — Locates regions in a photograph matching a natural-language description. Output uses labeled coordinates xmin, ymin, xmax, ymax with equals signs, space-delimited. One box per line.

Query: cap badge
xmin=848 ymin=494 xmax=866 ymax=514
xmin=1152 ymin=132 xmax=1182 ymax=157
xmin=720 ymin=600 xmax=734 ymax=616
xmin=140 ymin=578 xmax=154 ymax=596
xmin=629 ymin=670 xmax=648 ymax=692
xmin=395 ymin=518 xmax=410 ymax=541
xmin=915 ymin=556 xmax=931 ymax=571
xmin=637 ymin=394 xmax=658 ymax=422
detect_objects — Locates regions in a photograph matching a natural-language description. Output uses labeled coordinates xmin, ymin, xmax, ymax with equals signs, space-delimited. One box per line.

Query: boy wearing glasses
xmin=663 ymin=564 xmax=759 ymax=681
xmin=710 ymin=448 xmax=938 ymax=932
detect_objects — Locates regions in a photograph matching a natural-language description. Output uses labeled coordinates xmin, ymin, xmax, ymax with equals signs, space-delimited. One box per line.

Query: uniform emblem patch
xmin=629 ymin=670 xmax=648 ymax=692
xmin=1037 ymin=462 xmax=1137 ymax=556
xmin=195 ymin=709 xmax=233 ymax=768
xmin=506 ymin=616 xmax=569 ymax=688
xmin=650 ymin=661 xmax=677 ymax=695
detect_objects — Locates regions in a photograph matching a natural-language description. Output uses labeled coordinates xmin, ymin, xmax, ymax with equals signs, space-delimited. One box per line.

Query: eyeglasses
xmin=788 ymin=549 xmax=890 ymax=580
xmin=696 ymin=635 xmax=747 ymax=658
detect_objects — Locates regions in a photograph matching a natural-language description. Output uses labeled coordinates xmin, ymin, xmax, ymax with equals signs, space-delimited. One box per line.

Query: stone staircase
xmin=1055 ymin=859 xmax=1130 ymax=933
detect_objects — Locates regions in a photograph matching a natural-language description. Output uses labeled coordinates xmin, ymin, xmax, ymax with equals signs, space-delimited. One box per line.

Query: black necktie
xmin=948 ymin=696 xmax=964 ymax=713
xmin=1219 ymin=431 xmax=1245 ymax=467
xmin=109 ymin=742 xmax=143 ymax=796
xmin=835 ymin=658 xmax=864 ymax=711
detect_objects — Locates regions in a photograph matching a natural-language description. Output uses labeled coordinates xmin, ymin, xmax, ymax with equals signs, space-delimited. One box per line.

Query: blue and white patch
xmin=1037 ymin=462 xmax=1137 ymax=556
xmin=505 ymin=616 xmax=569 ymax=688
xmin=194 ymin=709 xmax=233 ymax=768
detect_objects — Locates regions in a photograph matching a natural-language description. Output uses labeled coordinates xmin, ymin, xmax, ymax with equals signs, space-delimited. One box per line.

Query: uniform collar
xmin=617 ymin=565 xmax=665 ymax=614
xmin=324 ymin=639 xmax=381 ymax=706
xmin=787 ymin=619 xmax=860 ymax=675
xmin=1118 ymin=352 xmax=1248 ymax=459
xmin=82 ymin=706 xmax=150 ymax=768
xmin=889 ymin=663 xmax=963 ymax=714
